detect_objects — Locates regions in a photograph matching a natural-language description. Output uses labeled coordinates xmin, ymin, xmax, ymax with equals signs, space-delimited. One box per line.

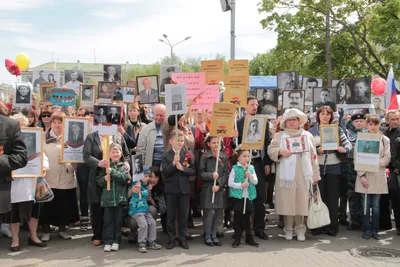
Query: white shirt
xmin=228 ymin=163 xmax=258 ymax=198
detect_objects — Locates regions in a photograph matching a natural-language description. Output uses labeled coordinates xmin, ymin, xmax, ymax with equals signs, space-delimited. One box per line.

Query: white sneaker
xmin=41 ymin=233 xmax=50 ymax=242
xmin=285 ymin=231 xmax=293 ymax=241
xmin=58 ymin=232 xmax=72 ymax=240
xmin=111 ymin=243 xmax=119 ymax=251
xmin=104 ymin=245 xmax=111 ymax=252
xmin=0 ymin=224 xmax=12 ymax=238
xmin=297 ymin=233 xmax=306 ymax=242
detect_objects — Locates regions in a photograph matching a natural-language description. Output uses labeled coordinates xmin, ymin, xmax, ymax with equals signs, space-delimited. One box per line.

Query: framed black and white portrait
xmin=40 ymin=83 xmax=56 ymax=105
xmin=277 ymin=71 xmax=298 ymax=90
xmin=63 ymin=69 xmax=83 ymax=94
xmin=94 ymin=105 xmax=122 ymax=126
xmin=104 ymin=64 xmax=122 ymax=84
xmin=320 ymin=124 xmax=339 ymax=151
xmin=98 ymin=81 xmax=113 ymax=104
xmin=371 ymin=95 xmax=385 ymax=116
xmin=61 ymin=117 xmax=90 ymax=163
xmin=14 ymin=83 xmax=33 ymax=107
xmin=136 ymin=75 xmax=160 ymax=104
xmin=160 ymin=65 xmax=182 ymax=95
xmin=334 ymin=79 xmax=350 ymax=105
xmin=282 ymin=90 xmax=305 ymax=111
xmin=256 ymin=88 xmax=278 ymax=119
xmin=132 ymin=154 xmax=144 ymax=182
xmin=242 ymin=116 xmax=267 ymax=150
xmin=13 ymin=128 xmax=44 ymax=178
xmin=313 ymin=88 xmax=337 ymax=111
xmin=119 ymin=86 xmax=136 ymax=103
xmin=165 ymin=83 xmax=187 ymax=115
xmin=302 ymin=77 xmax=324 ymax=105
xmin=112 ymin=84 xmax=123 ymax=102
xmin=32 ymin=69 xmax=61 ymax=89
xmin=80 ymin=84 xmax=95 ymax=108
xmin=346 ymin=77 xmax=371 ymax=105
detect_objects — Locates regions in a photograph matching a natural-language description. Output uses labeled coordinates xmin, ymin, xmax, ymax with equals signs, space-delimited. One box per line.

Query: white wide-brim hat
xmin=280 ymin=108 xmax=308 ymax=129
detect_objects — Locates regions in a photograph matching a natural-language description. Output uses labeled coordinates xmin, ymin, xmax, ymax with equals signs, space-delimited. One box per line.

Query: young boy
xmin=162 ymin=130 xmax=196 ymax=250
xmin=128 ymin=166 xmax=162 ymax=253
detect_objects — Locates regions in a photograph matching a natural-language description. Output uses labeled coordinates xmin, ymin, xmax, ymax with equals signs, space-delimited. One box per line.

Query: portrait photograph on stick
xmin=112 ymin=84 xmax=123 ymax=102
xmin=14 ymin=83 xmax=33 ymax=107
xmin=282 ymin=90 xmax=305 ymax=111
xmin=242 ymin=116 xmax=267 ymax=150
xmin=334 ymin=79 xmax=350 ymax=105
xmin=103 ymin=64 xmax=122 ymax=84
xmin=93 ymin=105 xmax=122 ymax=126
xmin=98 ymin=81 xmax=113 ymax=104
xmin=132 ymin=154 xmax=144 ymax=182
xmin=136 ymin=75 xmax=160 ymax=104
xmin=371 ymin=95 xmax=385 ymax=115
xmin=256 ymin=88 xmax=278 ymax=119
xmin=80 ymin=84 xmax=95 ymax=108
xmin=63 ymin=69 xmax=83 ymax=94
xmin=313 ymin=88 xmax=337 ymax=111
xmin=119 ymin=85 xmax=136 ymax=103
xmin=277 ymin=71 xmax=298 ymax=90
xmin=13 ymin=128 xmax=44 ymax=178
xmin=61 ymin=117 xmax=90 ymax=163
xmin=320 ymin=124 xmax=339 ymax=150
xmin=165 ymin=83 xmax=187 ymax=115
xmin=346 ymin=77 xmax=371 ymax=105
xmin=302 ymin=76 xmax=323 ymax=105
xmin=160 ymin=65 xmax=182 ymax=95
xmin=355 ymin=132 xmax=382 ymax=173
xmin=32 ymin=69 xmax=61 ymax=89
xmin=40 ymin=83 xmax=56 ymax=105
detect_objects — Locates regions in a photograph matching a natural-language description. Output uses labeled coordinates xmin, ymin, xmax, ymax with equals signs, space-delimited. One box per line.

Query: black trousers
xmin=338 ymin=174 xmax=348 ymax=221
xmin=90 ymin=203 xmax=104 ymax=241
xmin=379 ymin=193 xmax=393 ymax=230
xmin=252 ymin=158 xmax=266 ymax=233
xmin=390 ymin=189 xmax=400 ymax=231
xmin=232 ymin=198 xmax=254 ymax=238
xmin=319 ymin=174 xmax=340 ymax=232
xmin=76 ymin=166 xmax=89 ymax=217
xmin=165 ymin=192 xmax=189 ymax=241
xmin=102 ymin=205 xmax=124 ymax=245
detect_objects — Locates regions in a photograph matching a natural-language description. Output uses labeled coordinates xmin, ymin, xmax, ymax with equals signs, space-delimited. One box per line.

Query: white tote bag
xmin=307 ymin=185 xmax=331 ymax=229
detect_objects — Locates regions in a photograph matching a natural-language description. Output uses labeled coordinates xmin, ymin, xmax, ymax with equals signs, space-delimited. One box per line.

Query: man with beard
xmin=236 ymin=96 xmax=271 ymax=243
xmin=287 ymin=91 xmax=304 ymax=110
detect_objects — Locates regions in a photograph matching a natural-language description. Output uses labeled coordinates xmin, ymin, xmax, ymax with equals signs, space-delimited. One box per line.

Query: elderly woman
xmin=4 ymin=114 xmax=48 ymax=251
xmin=40 ymin=113 xmax=79 ymax=242
xmin=309 ymin=106 xmax=352 ymax=236
xmin=268 ymin=109 xmax=320 ymax=241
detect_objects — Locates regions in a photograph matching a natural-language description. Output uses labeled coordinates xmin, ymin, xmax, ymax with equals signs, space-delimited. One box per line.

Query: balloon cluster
xmin=4 ymin=52 xmax=30 ymax=77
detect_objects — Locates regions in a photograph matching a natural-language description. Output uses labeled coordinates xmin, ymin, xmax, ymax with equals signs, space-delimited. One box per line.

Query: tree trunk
xmin=325 ymin=0 xmax=332 ymax=87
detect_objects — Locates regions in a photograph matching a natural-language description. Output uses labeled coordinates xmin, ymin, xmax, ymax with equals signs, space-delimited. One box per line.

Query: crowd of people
xmin=0 ymin=94 xmax=399 ymax=254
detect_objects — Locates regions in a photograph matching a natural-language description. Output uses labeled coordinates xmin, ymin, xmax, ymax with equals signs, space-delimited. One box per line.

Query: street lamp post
xmin=159 ymin=35 xmax=191 ymax=64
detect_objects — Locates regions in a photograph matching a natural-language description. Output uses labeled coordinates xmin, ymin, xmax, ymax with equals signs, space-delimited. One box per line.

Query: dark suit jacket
xmin=0 ymin=116 xmax=28 ymax=213
xmin=107 ymin=113 xmax=121 ymax=124
xmin=16 ymin=96 xmax=30 ymax=104
xmin=162 ymin=149 xmax=196 ymax=194
xmin=139 ymin=89 xmax=158 ymax=103
xmin=83 ymin=131 xmax=131 ymax=204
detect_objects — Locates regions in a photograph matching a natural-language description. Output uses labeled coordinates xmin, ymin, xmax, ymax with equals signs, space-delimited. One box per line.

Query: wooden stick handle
xmin=211 ymin=137 xmax=222 ymax=204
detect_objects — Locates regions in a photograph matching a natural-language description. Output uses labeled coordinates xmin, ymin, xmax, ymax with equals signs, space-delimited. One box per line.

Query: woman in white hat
xmin=268 ymin=108 xmax=320 ymax=241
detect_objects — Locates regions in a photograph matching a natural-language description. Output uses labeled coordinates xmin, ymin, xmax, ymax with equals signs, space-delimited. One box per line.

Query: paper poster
xmin=165 ymin=83 xmax=188 ymax=115
xmin=201 ymin=60 xmax=224 ymax=85
xmin=355 ymin=132 xmax=381 ymax=173
xmin=228 ymin=60 xmax=249 ymax=77
xmin=210 ymin=102 xmax=236 ymax=137
xmin=224 ymin=75 xmax=249 ymax=108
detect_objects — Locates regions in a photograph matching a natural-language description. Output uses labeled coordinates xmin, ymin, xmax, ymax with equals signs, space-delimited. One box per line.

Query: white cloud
xmin=91 ymin=10 xmax=127 ymax=19
xmin=0 ymin=0 xmax=54 ymax=11
xmin=0 ymin=19 xmax=33 ymax=34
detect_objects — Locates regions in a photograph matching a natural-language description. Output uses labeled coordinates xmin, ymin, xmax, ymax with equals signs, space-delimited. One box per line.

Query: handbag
xmin=307 ymin=185 xmax=331 ymax=229
xmin=35 ymin=177 xmax=54 ymax=203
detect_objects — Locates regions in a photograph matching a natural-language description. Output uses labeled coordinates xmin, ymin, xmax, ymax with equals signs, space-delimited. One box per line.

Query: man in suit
xmin=94 ymin=108 xmax=107 ymax=125
xmin=237 ymin=96 xmax=271 ymax=242
xmin=68 ymin=122 xmax=84 ymax=145
xmin=139 ymin=78 xmax=158 ymax=103
xmin=107 ymin=107 xmax=121 ymax=124
xmin=133 ymin=156 xmax=143 ymax=174
xmin=15 ymin=85 xmax=31 ymax=104
xmin=314 ymin=88 xmax=336 ymax=111
xmin=160 ymin=66 xmax=175 ymax=94
xmin=82 ymin=87 xmax=93 ymax=101
xmin=0 ymin=113 xmax=28 ymax=223
xmin=33 ymin=70 xmax=47 ymax=88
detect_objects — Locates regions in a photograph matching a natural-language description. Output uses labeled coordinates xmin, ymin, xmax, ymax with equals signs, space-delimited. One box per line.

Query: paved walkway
xmin=1 ymin=215 xmax=399 ymax=267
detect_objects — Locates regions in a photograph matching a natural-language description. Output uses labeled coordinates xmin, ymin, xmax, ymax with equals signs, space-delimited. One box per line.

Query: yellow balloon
xmin=15 ymin=52 xmax=30 ymax=70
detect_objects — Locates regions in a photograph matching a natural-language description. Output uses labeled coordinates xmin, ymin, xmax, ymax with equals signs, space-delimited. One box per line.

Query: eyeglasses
xmin=42 ymin=114 xmax=51 ymax=118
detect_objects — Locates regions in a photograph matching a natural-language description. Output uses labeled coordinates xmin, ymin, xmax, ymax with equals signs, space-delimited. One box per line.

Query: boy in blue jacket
xmin=128 ymin=165 xmax=162 ymax=253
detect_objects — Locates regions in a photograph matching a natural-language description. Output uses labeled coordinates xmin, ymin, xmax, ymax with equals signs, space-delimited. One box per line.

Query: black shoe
xmin=213 ymin=238 xmax=222 ymax=246
xmin=224 ymin=221 xmax=232 ymax=229
xmin=204 ymin=238 xmax=214 ymax=247
xmin=179 ymin=240 xmax=189 ymax=249
xmin=397 ymin=230 xmax=400 ymax=236
xmin=192 ymin=211 xmax=202 ymax=218
xmin=265 ymin=210 xmax=270 ymax=214
xmin=326 ymin=229 xmax=338 ymax=237
xmin=10 ymin=245 xmax=20 ymax=252
xmin=216 ymin=232 xmax=224 ymax=238
xmin=311 ymin=229 xmax=321 ymax=236
xmin=28 ymin=238 xmax=47 ymax=247
xmin=255 ymin=231 xmax=268 ymax=240
xmin=186 ymin=235 xmax=193 ymax=240
xmin=347 ymin=223 xmax=361 ymax=231
xmin=187 ymin=221 xmax=195 ymax=229
xmin=245 ymin=236 xmax=259 ymax=247
xmin=339 ymin=219 xmax=349 ymax=226
xmin=232 ymin=238 xmax=241 ymax=248
xmin=166 ymin=240 xmax=175 ymax=249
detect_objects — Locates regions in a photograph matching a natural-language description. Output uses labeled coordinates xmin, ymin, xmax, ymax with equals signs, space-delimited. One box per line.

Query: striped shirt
xmin=152 ymin=124 xmax=164 ymax=166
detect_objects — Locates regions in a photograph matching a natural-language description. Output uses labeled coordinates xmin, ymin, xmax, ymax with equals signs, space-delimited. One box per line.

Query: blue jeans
xmin=361 ymin=194 xmax=381 ymax=233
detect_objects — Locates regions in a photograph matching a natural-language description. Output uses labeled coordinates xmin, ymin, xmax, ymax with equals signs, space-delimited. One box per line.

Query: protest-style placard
xmin=355 ymin=132 xmax=382 ymax=173
xmin=223 ymin=75 xmax=249 ymax=108
xmin=210 ymin=102 xmax=236 ymax=137
xmin=228 ymin=59 xmax=249 ymax=77
xmin=201 ymin=60 xmax=224 ymax=85
xmin=61 ymin=117 xmax=90 ymax=163
xmin=165 ymin=83 xmax=188 ymax=115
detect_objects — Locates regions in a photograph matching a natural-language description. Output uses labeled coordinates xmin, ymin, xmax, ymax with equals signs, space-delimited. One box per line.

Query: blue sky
xmin=0 ymin=0 xmax=277 ymax=82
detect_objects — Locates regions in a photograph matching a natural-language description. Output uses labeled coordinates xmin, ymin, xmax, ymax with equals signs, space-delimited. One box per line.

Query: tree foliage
xmin=257 ymin=0 xmax=400 ymax=79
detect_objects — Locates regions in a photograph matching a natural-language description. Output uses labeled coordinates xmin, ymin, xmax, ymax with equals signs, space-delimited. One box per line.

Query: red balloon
xmin=371 ymin=77 xmax=386 ymax=95
xmin=5 ymin=59 xmax=21 ymax=76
